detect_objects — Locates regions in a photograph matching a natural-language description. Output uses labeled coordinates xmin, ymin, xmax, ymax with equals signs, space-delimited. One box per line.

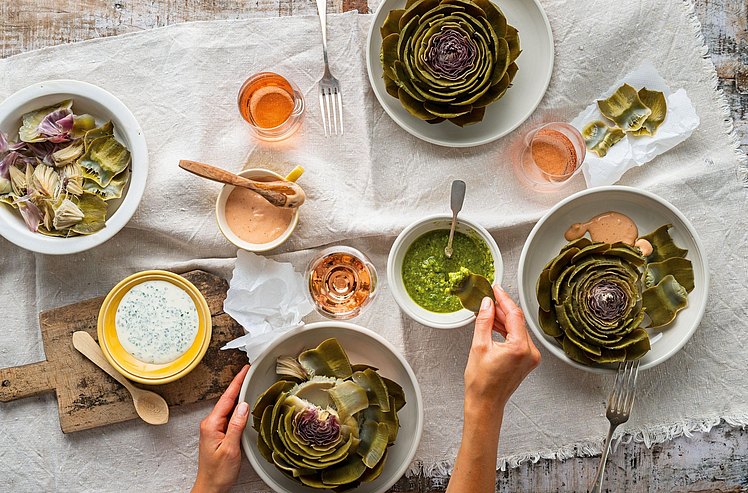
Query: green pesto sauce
xmin=402 ymin=229 xmax=494 ymax=313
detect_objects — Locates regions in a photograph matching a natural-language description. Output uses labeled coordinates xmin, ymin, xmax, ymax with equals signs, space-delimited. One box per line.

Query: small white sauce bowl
xmin=0 ymin=80 xmax=148 ymax=255
xmin=215 ymin=168 xmax=299 ymax=252
xmin=387 ymin=214 xmax=504 ymax=329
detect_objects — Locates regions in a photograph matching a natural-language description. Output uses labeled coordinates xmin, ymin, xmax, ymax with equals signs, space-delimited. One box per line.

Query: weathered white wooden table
xmin=1 ymin=1 xmax=746 ymax=491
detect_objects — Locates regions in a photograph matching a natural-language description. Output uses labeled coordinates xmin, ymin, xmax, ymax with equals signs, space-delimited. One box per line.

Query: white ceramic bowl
xmin=239 ymin=321 xmax=424 ymax=493
xmin=518 ymin=186 xmax=709 ymax=374
xmin=387 ymin=214 xmax=504 ymax=329
xmin=366 ymin=0 xmax=554 ymax=147
xmin=0 ymin=80 xmax=148 ymax=255
xmin=215 ymin=168 xmax=299 ymax=252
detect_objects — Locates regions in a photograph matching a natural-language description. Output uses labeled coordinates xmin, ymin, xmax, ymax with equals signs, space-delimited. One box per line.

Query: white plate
xmin=366 ymin=0 xmax=554 ymax=148
xmin=238 ymin=322 xmax=424 ymax=493
xmin=517 ymin=186 xmax=709 ymax=374
xmin=387 ymin=214 xmax=504 ymax=329
xmin=0 ymin=80 xmax=148 ymax=255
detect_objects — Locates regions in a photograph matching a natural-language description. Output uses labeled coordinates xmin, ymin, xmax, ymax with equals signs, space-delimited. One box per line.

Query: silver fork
xmin=315 ymin=0 xmax=343 ymax=136
xmin=591 ymin=360 xmax=640 ymax=493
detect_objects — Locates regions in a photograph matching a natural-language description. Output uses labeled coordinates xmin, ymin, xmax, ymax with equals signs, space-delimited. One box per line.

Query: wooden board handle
xmin=0 ymin=361 xmax=54 ymax=402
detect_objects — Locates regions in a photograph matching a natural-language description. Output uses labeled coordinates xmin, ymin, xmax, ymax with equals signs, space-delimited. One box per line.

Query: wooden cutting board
xmin=0 ymin=270 xmax=248 ymax=433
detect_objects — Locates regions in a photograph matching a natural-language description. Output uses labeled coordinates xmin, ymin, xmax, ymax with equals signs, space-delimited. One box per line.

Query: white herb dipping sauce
xmin=115 ymin=280 xmax=199 ymax=364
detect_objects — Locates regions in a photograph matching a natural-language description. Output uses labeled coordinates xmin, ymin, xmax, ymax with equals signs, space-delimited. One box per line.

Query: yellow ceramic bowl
xmin=97 ymin=270 xmax=212 ymax=384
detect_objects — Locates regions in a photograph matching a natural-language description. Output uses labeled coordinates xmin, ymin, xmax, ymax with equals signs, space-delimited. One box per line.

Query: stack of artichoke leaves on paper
xmin=536 ymin=226 xmax=695 ymax=367
xmin=380 ymin=0 xmax=520 ymax=126
xmin=583 ymin=83 xmax=668 ymax=157
xmin=252 ymin=339 xmax=406 ymax=490
xmin=0 ymin=100 xmax=132 ymax=236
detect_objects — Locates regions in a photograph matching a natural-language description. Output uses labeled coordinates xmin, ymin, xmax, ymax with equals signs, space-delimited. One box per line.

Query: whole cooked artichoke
xmin=380 ymin=0 xmax=520 ymax=126
xmin=251 ymin=339 xmax=405 ymax=490
xmin=536 ymin=228 xmax=694 ymax=367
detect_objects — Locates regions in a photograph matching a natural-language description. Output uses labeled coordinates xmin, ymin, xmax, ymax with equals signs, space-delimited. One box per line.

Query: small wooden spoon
xmin=72 ymin=331 xmax=169 ymax=426
xmin=179 ymin=159 xmax=306 ymax=208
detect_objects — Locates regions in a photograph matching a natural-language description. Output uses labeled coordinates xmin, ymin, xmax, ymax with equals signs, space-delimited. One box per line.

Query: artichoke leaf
xmin=639 ymin=224 xmax=688 ymax=263
xmin=448 ymin=269 xmax=495 ymax=312
xmin=19 ymin=100 xmax=73 ymax=143
xmin=645 ymin=257 xmax=694 ymax=293
xmin=79 ymin=135 xmax=131 ymax=187
xmin=351 ymin=369 xmax=391 ymax=411
xmin=321 ymin=456 xmax=368 ymax=486
xmin=583 ymin=120 xmax=625 ymax=157
xmin=351 ymin=363 xmax=379 ymax=372
xmin=68 ymin=192 xmax=106 ymax=234
xmin=326 ymin=381 xmax=368 ymax=422
xmin=83 ymin=121 xmax=114 ymax=150
xmin=252 ymin=380 xmax=295 ymax=420
xmin=380 ymin=9 xmax=405 ymax=38
xmin=299 ymin=338 xmax=353 ymax=379
xmin=642 ymin=275 xmax=689 ymax=328
xmin=597 ymin=83 xmax=652 ymax=132
xmin=538 ymin=307 xmax=563 ymax=337
xmin=82 ymin=171 xmax=129 ymax=201
xmin=361 ymin=449 xmax=388 ymax=483
xmin=356 ymin=420 xmax=389 ymax=469
xmin=276 ymin=355 xmax=308 ymax=381
xmin=631 ymin=88 xmax=667 ymax=136
xmin=397 ymin=88 xmax=434 ymax=120
xmin=382 ymin=377 xmax=406 ymax=412
xmin=448 ymin=107 xmax=486 ymax=127
xmin=561 ymin=336 xmax=596 ymax=366
xmin=625 ymin=336 xmax=651 ymax=361
xmin=588 ymin=347 xmax=627 ymax=364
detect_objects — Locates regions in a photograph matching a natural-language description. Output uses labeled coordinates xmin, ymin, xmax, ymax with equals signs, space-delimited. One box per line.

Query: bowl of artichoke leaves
xmin=0 ymin=80 xmax=148 ymax=255
xmin=518 ymin=186 xmax=708 ymax=373
xmin=239 ymin=322 xmax=423 ymax=493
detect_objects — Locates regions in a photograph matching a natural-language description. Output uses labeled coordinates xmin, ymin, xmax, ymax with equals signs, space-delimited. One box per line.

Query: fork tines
xmin=608 ymin=360 xmax=640 ymax=417
xmin=319 ymin=84 xmax=343 ymax=137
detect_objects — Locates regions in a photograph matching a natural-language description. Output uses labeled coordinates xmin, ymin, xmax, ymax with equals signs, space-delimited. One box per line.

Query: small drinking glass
xmin=237 ymin=72 xmax=305 ymax=141
xmin=514 ymin=122 xmax=587 ymax=192
xmin=305 ymin=246 xmax=378 ymax=320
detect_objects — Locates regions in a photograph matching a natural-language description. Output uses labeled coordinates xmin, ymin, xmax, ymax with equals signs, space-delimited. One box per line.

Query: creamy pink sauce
xmin=564 ymin=211 xmax=653 ymax=256
xmin=225 ymin=187 xmax=293 ymax=244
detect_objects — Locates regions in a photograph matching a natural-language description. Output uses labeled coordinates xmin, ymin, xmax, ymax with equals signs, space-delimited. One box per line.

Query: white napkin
xmin=571 ymin=61 xmax=700 ymax=187
xmin=221 ymin=250 xmax=314 ymax=361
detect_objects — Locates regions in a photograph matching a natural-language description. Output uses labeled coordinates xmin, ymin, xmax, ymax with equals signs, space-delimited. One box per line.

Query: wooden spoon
xmin=72 ymin=331 xmax=169 ymax=426
xmin=179 ymin=159 xmax=306 ymax=208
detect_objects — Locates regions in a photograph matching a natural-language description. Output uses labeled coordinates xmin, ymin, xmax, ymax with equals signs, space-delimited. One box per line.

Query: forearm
xmin=447 ymin=401 xmax=504 ymax=493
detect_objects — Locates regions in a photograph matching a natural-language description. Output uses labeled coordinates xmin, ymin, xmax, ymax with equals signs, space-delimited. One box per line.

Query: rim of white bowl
xmin=365 ymin=0 xmax=555 ymax=148
xmin=214 ymin=168 xmax=299 ymax=252
xmin=238 ymin=321 xmax=424 ymax=493
xmin=0 ymin=80 xmax=148 ymax=255
xmin=517 ymin=185 xmax=710 ymax=374
xmin=387 ymin=213 xmax=504 ymax=329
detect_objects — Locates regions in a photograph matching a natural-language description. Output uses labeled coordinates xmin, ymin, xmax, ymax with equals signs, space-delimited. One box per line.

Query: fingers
xmin=472 ymin=296 xmax=495 ymax=348
xmin=208 ymin=364 xmax=250 ymax=422
xmin=493 ymin=286 xmax=529 ymax=345
xmin=223 ymin=401 xmax=250 ymax=448
xmin=493 ymin=319 xmax=507 ymax=338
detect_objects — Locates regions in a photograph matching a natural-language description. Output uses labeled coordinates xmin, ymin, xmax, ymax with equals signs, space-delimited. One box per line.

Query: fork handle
xmin=591 ymin=423 xmax=619 ymax=493
xmin=316 ymin=0 xmax=329 ymax=65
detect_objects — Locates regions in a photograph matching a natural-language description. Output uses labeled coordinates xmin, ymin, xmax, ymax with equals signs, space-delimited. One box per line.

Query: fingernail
xmin=481 ymin=297 xmax=492 ymax=310
xmin=237 ymin=401 xmax=249 ymax=417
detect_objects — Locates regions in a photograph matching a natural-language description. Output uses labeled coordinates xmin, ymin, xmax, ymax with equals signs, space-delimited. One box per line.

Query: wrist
xmin=192 ymin=474 xmax=224 ymax=493
xmin=464 ymin=394 xmax=506 ymax=420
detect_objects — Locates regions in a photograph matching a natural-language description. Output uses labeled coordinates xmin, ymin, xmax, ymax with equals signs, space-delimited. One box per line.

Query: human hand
xmin=192 ymin=364 xmax=251 ymax=493
xmin=463 ymin=286 xmax=541 ymax=416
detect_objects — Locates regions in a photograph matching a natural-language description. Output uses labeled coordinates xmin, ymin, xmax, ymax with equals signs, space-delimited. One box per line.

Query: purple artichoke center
xmin=423 ymin=28 xmax=476 ymax=80
xmin=586 ymin=281 xmax=628 ymax=321
xmin=294 ymin=407 xmax=340 ymax=447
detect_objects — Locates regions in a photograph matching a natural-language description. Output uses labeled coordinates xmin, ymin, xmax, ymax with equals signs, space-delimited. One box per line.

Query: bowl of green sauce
xmin=387 ymin=214 xmax=503 ymax=329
